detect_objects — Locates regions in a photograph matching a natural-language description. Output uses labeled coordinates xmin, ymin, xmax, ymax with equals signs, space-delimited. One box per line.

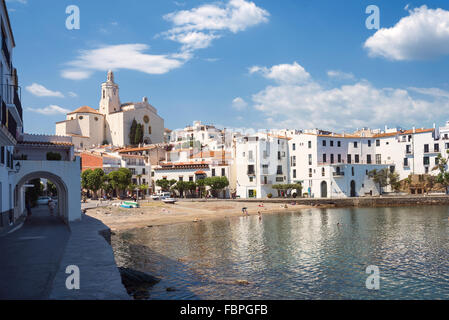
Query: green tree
xmin=129 ymin=119 xmax=137 ymax=145
xmin=26 ymin=178 xmax=42 ymax=207
xmin=369 ymin=169 xmax=389 ymax=194
xmin=388 ymin=170 xmax=401 ymax=192
xmin=86 ymin=168 xmax=105 ymax=199
xmin=196 ymin=178 xmax=206 ymax=198
xmin=434 ymin=153 xmax=449 ymax=194
xmin=172 ymin=181 xmax=188 ymax=198
xmin=135 ymin=123 xmax=144 ymax=145
xmin=47 ymin=181 xmax=57 ymax=196
xmin=108 ymin=168 xmax=132 ymax=198
xmin=204 ymin=176 xmax=229 ymax=197
xmin=156 ymin=179 xmax=177 ymax=192
xmin=81 ymin=169 xmax=93 ymax=192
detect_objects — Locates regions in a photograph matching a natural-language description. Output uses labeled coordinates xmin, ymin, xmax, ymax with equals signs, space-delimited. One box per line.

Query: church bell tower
xmin=99 ymin=70 xmax=121 ymax=114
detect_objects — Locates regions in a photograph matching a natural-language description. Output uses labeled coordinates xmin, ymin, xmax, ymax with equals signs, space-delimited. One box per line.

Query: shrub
xmin=267 ymin=193 xmax=273 ymax=198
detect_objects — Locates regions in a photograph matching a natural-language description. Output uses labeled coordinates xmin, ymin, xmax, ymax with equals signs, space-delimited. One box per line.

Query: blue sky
xmin=6 ymin=0 xmax=449 ymax=134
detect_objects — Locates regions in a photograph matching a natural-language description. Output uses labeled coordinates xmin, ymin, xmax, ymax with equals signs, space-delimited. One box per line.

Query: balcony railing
xmin=2 ymin=36 xmax=10 ymax=67
xmin=333 ymin=171 xmax=345 ymax=177
xmin=1 ymin=84 xmax=23 ymax=123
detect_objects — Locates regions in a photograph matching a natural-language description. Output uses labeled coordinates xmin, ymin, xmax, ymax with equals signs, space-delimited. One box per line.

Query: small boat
xmin=162 ymin=198 xmax=177 ymax=204
xmin=120 ymin=204 xmax=133 ymax=209
xmin=123 ymin=201 xmax=139 ymax=208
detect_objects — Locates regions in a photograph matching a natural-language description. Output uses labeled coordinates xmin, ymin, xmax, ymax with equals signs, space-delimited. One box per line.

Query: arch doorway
xmin=320 ymin=181 xmax=328 ymax=198
xmin=15 ymin=171 xmax=69 ymax=223
xmin=350 ymin=180 xmax=356 ymax=197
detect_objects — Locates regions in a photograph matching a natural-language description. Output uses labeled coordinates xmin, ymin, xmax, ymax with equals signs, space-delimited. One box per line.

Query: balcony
xmin=0 ymin=101 xmax=17 ymax=146
xmin=333 ymin=171 xmax=345 ymax=177
xmin=2 ymin=37 xmax=10 ymax=67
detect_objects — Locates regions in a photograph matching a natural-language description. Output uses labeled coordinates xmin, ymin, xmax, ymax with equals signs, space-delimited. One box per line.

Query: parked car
xmin=151 ymin=194 xmax=160 ymax=200
xmin=37 ymin=196 xmax=52 ymax=205
xmin=159 ymin=192 xmax=171 ymax=200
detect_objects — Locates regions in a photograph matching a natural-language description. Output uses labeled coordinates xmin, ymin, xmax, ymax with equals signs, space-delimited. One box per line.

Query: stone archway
xmin=15 ymin=171 xmax=69 ymax=223
xmin=350 ymin=180 xmax=356 ymax=197
xmin=320 ymin=181 xmax=328 ymax=198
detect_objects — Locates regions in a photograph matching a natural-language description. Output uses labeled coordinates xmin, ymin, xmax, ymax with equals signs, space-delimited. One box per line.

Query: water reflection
xmin=112 ymin=206 xmax=449 ymax=300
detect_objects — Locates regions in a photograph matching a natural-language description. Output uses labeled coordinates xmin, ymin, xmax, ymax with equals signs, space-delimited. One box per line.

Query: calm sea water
xmin=111 ymin=206 xmax=449 ymax=300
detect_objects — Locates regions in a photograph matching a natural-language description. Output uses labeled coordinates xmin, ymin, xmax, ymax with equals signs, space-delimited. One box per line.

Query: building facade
xmin=56 ymin=71 xmax=165 ymax=149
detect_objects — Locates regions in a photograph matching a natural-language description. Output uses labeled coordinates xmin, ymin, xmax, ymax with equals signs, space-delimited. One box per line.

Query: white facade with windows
xmin=235 ymin=134 xmax=289 ymax=199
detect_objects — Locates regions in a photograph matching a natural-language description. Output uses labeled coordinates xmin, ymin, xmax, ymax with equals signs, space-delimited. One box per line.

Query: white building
xmin=235 ymin=133 xmax=290 ymax=199
xmin=289 ymin=131 xmax=392 ymax=198
xmin=1 ymin=0 xmax=81 ymax=233
xmin=56 ymin=71 xmax=165 ymax=149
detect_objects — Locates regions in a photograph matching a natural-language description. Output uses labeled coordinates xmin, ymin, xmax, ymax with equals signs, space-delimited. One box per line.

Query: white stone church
xmin=56 ymin=71 xmax=164 ymax=149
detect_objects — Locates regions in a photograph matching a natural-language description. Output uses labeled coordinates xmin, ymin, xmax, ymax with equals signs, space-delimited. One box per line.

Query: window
xmin=355 ymin=155 xmax=359 ymax=163
xmin=330 ymin=154 xmax=334 ymax=164
xmin=292 ymin=143 xmax=296 ymax=151
xmin=322 ymin=154 xmax=327 ymax=163
xmin=337 ymin=154 xmax=341 ymax=163
xmin=337 ymin=141 xmax=341 ymax=147
xmin=322 ymin=168 xmax=325 ymax=177
xmin=347 ymin=154 xmax=352 ymax=164
xmin=423 ymin=156 xmax=430 ymax=165
xmin=248 ymin=150 xmax=253 ymax=161
xmin=148 ymin=126 xmax=152 ymax=134
xmin=79 ymin=116 xmax=84 ymax=120
xmin=354 ymin=142 xmax=358 ymax=148
xmin=446 ymin=143 xmax=449 ymax=149
xmin=309 ymin=168 xmax=312 ymax=177
xmin=406 ymin=145 xmax=412 ymax=154
xmin=189 ymin=176 xmax=194 ymax=182
xmin=368 ymin=140 xmax=371 ymax=147
xmin=212 ymin=169 xmax=216 ymax=176
xmin=291 ymin=156 xmax=296 ymax=167
xmin=434 ymin=144 xmax=439 ymax=152
xmin=0 ymin=146 xmax=4 ymax=165
xmin=367 ymin=155 xmax=372 ymax=164
xmin=308 ymin=141 xmax=312 ymax=149
xmin=277 ymin=166 xmax=283 ymax=175
xmin=322 ymin=140 xmax=326 ymax=147
xmin=247 ymin=165 xmax=255 ymax=175
xmin=376 ymin=140 xmax=380 ymax=146
xmin=142 ymin=168 xmax=146 ymax=175
xmin=435 ymin=157 xmax=439 ymax=166
xmin=404 ymin=158 xmax=409 ymax=167
xmin=278 ymin=152 xmax=281 ymax=160
xmin=293 ymin=169 xmax=297 ymax=179
xmin=130 ymin=168 xmax=136 ymax=175
xmin=308 ymin=154 xmax=312 ymax=165
xmin=249 ymin=177 xmax=254 ymax=182
xmin=424 ymin=144 xmax=429 ymax=153
xmin=330 ymin=141 xmax=334 ymax=147
xmin=262 ymin=164 xmax=269 ymax=174
xmin=376 ymin=154 xmax=382 ymax=165
xmin=221 ymin=168 xmax=225 ymax=176
xmin=352 ymin=167 xmax=355 ymax=176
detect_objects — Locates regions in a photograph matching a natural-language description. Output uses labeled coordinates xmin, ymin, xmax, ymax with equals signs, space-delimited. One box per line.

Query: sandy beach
xmin=86 ymin=200 xmax=315 ymax=231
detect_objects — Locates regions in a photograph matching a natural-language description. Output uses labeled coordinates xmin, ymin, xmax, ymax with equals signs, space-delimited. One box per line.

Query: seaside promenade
xmin=0 ymin=206 xmax=129 ymax=300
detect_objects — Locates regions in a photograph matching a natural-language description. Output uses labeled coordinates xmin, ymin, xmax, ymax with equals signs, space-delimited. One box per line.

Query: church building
xmin=56 ymin=71 xmax=164 ymax=149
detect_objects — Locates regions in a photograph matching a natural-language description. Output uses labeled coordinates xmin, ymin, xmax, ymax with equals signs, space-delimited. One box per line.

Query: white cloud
xmin=408 ymin=87 xmax=449 ymax=99
xmin=27 ymin=105 xmax=70 ymax=116
xmin=232 ymin=97 xmax=248 ymax=110
xmin=62 ymin=44 xmax=185 ymax=80
xmin=249 ymin=62 xmax=310 ymax=85
xmin=249 ymin=62 xmax=449 ymax=131
xmin=364 ymin=6 xmax=449 ymax=60
xmin=327 ymin=70 xmax=355 ymax=80
xmin=26 ymin=83 xmax=64 ymax=98
xmin=68 ymin=91 xmax=78 ymax=98
xmin=163 ymin=0 xmax=269 ymax=53
xmin=6 ymin=0 xmax=27 ymax=4
xmin=61 ymin=70 xmax=93 ymax=80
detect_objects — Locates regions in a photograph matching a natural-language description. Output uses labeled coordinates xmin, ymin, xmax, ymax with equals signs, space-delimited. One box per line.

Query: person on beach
xmin=258 ymin=211 xmax=262 ymax=220
xmin=242 ymin=207 xmax=248 ymax=216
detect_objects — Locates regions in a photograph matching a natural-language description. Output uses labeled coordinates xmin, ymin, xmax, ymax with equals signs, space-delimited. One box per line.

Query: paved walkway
xmin=49 ymin=214 xmax=130 ymax=300
xmin=0 ymin=206 xmax=70 ymax=300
